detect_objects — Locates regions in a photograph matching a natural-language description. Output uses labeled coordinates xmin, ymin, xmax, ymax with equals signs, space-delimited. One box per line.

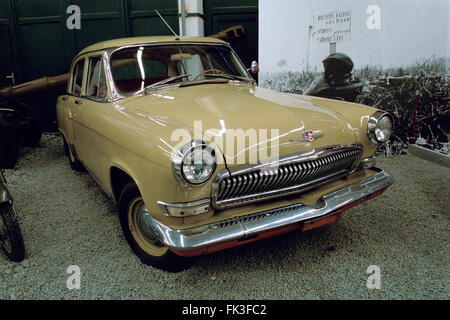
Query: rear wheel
xmin=118 ymin=182 xmax=194 ymax=272
xmin=0 ymin=204 xmax=25 ymax=262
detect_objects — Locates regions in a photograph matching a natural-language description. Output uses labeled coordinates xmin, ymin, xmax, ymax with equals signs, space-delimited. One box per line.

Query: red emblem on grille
xmin=289 ymin=130 xmax=323 ymax=143
xmin=304 ymin=130 xmax=315 ymax=142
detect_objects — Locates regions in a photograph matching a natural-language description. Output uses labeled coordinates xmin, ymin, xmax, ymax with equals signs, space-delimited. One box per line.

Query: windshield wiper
xmin=136 ymin=74 xmax=192 ymax=95
xmin=202 ymin=73 xmax=254 ymax=83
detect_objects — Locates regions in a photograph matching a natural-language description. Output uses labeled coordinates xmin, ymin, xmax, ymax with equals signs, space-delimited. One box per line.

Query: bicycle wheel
xmin=0 ymin=204 xmax=25 ymax=262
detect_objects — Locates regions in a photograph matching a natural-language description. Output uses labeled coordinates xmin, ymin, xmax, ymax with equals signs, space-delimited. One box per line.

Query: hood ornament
xmin=290 ymin=130 xmax=323 ymax=143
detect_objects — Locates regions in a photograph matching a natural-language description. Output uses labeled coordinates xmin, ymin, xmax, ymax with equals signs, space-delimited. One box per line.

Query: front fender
xmin=293 ymin=94 xmax=379 ymax=159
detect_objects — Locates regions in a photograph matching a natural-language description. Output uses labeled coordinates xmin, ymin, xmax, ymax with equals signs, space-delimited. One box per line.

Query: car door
xmin=59 ymin=58 xmax=84 ymax=159
xmin=75 ymin=54 xmax=110 ymax=182
xmin=69 ymin=56 xmax=100 ymax=175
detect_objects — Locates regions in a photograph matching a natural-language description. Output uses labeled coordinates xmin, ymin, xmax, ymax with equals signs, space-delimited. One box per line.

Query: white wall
xmin=259 ymin=0 xmax=448 ymax=74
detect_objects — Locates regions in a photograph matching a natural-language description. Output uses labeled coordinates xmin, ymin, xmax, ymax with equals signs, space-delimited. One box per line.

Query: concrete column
xmin=178 ymin=0 xmax=204 ymax=37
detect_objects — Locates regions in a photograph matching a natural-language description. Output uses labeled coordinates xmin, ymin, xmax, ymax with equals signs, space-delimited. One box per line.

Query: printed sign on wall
xmin=312 ymin=10 xmax=352 ymax=43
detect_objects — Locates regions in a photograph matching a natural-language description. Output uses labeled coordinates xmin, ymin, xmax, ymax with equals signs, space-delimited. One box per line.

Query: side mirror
xmin=249 ymin=61 xmax=259 ymax=75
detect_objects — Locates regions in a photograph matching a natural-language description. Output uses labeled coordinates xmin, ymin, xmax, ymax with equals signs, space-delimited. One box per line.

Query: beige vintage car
xmin=57 ymin=36 xmax=394 ymax=271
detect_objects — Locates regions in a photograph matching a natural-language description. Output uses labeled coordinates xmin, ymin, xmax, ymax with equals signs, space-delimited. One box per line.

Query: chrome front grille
xmin=212 ymin=145 xmax=362 ymax=209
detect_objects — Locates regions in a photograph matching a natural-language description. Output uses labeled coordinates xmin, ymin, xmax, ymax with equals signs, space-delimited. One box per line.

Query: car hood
xmin=118 ymin=82 xmax=356 ymax=168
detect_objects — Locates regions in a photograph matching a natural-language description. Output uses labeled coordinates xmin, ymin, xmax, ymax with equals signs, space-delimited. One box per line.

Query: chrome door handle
xmin=62 ymin=96 xmax=68 ymax=101
xmin=75 ymin=100 xmax=82 ymax=105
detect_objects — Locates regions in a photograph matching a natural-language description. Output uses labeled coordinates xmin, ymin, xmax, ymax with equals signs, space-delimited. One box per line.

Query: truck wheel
xmin=118 ymin=182 xmax=194 ymax=272
xmin=0 ymin=203 xmax=25 ymax=262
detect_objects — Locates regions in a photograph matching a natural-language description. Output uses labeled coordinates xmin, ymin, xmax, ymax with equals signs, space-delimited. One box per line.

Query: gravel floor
xmin=0 ymin=133 xmax=448 ymax=300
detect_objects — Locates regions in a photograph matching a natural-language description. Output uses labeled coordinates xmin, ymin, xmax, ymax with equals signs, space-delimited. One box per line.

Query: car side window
xmin=86 ymin=57 xmax=107 ymax=99
xmin=71 ymin=59 xmax=85 ymax=96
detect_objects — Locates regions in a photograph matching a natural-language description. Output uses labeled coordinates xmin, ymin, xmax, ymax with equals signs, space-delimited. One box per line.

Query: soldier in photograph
xmin=304 ymin=52 xmax=359 ymax=101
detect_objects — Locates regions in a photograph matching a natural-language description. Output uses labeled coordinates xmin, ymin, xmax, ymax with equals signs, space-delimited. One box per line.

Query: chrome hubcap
xmin=128 ymin=197 xmax=168 ymax=258
xmin=133 ymin=200 xmax=165 ymax=248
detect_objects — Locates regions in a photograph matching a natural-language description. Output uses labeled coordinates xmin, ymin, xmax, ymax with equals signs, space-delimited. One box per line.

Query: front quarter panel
xmin=86 ymin=100 xmax=227 ymax=228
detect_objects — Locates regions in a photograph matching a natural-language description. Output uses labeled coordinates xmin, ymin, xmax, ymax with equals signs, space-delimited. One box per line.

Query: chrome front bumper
xmin=145 ymin=168 xmax=393 ymax=253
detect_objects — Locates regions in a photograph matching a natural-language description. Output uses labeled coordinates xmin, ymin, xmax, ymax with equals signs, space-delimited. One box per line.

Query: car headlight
xmin=367 ymin=111 xmax=394 ymax=144
xmin=172 ymin=140 xmax=217 ymax=186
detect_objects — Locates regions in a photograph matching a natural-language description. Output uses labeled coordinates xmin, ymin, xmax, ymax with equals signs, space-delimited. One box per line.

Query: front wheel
xmin=0 ymin=204 xmax=25 ymax=262
xmin=118 ymin=182 xmax=194 ymax=272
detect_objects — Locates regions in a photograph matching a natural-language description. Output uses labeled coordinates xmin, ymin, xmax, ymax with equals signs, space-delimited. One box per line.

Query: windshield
xmin=109 ymin=44 xmax=251 ymax=95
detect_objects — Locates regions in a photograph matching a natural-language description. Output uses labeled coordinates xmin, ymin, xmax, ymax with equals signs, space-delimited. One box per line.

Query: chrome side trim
xmin=144 ymin=168 xmax=393 ymax=252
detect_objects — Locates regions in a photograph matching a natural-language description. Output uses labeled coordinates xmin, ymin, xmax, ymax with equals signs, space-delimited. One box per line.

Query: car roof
xmin=78 ymin=36 xmax=228 ymax=56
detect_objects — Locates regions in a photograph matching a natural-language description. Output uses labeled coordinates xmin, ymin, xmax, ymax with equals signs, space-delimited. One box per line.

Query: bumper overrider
xmin=146 ymin=168 xmax=393 ymax=257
